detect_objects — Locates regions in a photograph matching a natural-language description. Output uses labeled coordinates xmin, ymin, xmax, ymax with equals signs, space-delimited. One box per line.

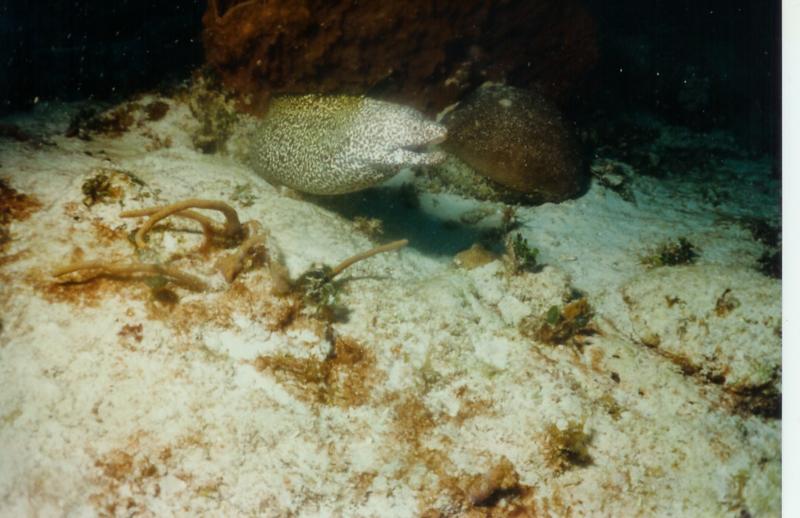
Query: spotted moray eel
xmin=249 ymin=95 xmax=447 ymax=195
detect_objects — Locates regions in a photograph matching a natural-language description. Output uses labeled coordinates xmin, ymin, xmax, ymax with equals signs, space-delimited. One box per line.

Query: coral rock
xmin=202 ymin=0 xmax=597 ymax=115
xmin=442 ymin=85 xmax=587 ymax=203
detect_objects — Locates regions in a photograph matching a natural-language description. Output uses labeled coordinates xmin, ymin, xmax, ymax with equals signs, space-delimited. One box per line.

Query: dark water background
xmin=0 ymin=0 xmax=780 ymax=158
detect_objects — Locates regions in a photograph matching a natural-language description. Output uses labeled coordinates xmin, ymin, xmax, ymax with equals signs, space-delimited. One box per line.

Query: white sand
xmin=0 ymin=95 xmax=780 ymax=516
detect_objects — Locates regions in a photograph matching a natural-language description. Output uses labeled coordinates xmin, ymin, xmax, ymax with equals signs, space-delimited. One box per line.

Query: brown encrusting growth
xmin=729 ymin=380 xmax=781 ymax=419
xmin=201 ymin=0 xmax=597 ymax=115
xmin=0 ymin=178 xmax=42 ymax=224
xmin=81 ymin=168 xmax=140 ymax=207
xmin=635 ymin=331 xmax=781 ymax=420
xmin=387 ymin=392 xmax=537 ymax=516
xmin=714 ymin=288 xmax=740 ymax=317
xmin=0 ymin=123 xmax=35 ymax=142
xmin=253 ymin=335 xmax=379 ymax=407
xmin=64 ymin=100 xmax=173 ymax=141
xmin=118 ymin=323 xmax=144 ymax=343
xmin=465 ymin=457 xmax=521 ymax=506
xmin=144 ymin=100 xmax=170 ymax=121
xmin=540 ymin=421 xmax=593 ymax=475
xmin=522 ymin=297 xmax=599 ymax=349
xmin=90 ymin=443 xmax=164 ymax=516
xmin=1 ymin=178 xmax=42 ymax=251
xmin=66 ymin=104 xmax=138 ymax=139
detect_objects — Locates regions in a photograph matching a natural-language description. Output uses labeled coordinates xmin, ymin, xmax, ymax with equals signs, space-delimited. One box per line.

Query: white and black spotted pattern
xmin=249 ymin=95 xmax=447 ymax=195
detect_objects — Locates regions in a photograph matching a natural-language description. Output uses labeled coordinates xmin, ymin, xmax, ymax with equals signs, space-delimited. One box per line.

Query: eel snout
xmin=401 ymin=127 xmax=447 ymax=152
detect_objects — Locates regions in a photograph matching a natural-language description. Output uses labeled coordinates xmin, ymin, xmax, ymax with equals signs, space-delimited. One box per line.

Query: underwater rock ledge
xmin=201 ymin=0 xmax=598 ymax=114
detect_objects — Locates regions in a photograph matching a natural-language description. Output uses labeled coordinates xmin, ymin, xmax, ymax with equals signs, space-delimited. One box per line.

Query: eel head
xmin=355 ymin=100 xmax=448 ymax=171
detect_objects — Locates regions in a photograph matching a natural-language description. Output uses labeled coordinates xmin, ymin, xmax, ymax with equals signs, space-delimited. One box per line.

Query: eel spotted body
xmin=249 ymin=95 xmax=447 ymax=195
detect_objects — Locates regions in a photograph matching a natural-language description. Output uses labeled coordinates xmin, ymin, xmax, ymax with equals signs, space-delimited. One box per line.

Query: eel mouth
xmin=397 ymin=143 xmax=447 ymax=166
xmin=402 ymin=143 xmax=432 ymax=153
xmin=388 ymin=127 xmax=447 ymax=166
xmin=400 ymin=143 xmax=446 ymax=164
xmin=401 ymin=129 xmax=447 ymax=154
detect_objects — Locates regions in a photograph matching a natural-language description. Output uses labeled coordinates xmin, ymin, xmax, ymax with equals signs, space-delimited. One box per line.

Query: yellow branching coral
xmin=52 ymin=260 xmax=208 ymax=291
xmin=215 ymin=220 xmax=268 ymax=283
xmin=120 ymin=198 xmax=244 ymax=249
xmin=54 ymin=198 xmax=269 ymax=291
xmin=53 ymin=197 xmax=407 ymax=302
xmin=122 ymin=198 xmax=267 ymax=283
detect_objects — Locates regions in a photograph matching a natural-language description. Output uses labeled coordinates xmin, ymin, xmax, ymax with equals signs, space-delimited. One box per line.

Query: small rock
xmin=454 ymin=243 xmax=498 ymax=270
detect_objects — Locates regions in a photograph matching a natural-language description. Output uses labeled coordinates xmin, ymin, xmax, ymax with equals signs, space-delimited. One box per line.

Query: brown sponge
xmin=442 ymin=85 xmax=587 ymax=203
xmin=202 ymin=0 xmax=597 ymax=115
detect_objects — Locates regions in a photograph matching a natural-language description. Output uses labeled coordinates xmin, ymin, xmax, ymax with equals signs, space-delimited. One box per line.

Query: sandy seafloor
xmin=0 ymin=94 xmax=781 ymax=517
